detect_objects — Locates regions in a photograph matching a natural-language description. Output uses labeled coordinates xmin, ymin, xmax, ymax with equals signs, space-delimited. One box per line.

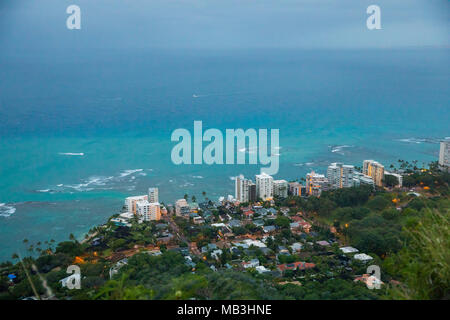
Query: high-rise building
xmin=384 ymin=171 xmax=403 ymax=187
xmin=327 ymin=163 xmax=355 ymax=189
xmin=363 ymin=160 xmax=384 ymax=187
xmin=248 ymin=183 xmax=257 ymax=203
xmin=439 ymin=140 xmax=450 ymax=171
xmin=235 ymin=175 xmax=242 ymax=201
xmin=148 ymin=187 xmax=159 ymax=203
xmin=306 ymin=171 xmax=328 ymax=196
xmin=273 ymin=180 xmax=289 ymax=198
xmin=288 ymin=182 xmax=302 ymax=196
xmin=136 ymin=200 xmax=161 ymax=221
xmin=342 ymin=165 xmax=355 ymax=188
xmin=327 ymin=163 xmax=340 ymax=189
xmin=255 ymin=172 xmax=273 ymax=200
xmin=353 ymin=172 xmax=374 ymax=188
xmin=235 ymin=175 xmax=252 ymax=203
xmin=175 ymin=199 xmax=190 ymax=217
xmin=124 ymin=195 xmax=148 ymax=214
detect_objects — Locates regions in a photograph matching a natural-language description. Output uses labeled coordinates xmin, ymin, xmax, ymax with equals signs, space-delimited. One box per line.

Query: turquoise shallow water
xmin=0 ymin=48 xmax=448 ymax=262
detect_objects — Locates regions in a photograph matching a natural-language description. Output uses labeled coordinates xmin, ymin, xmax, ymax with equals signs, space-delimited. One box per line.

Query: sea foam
xmin=0 ymin=203 xmax=16 ymax=217
xmin=59 ymin=152 xmax=84 ymax=156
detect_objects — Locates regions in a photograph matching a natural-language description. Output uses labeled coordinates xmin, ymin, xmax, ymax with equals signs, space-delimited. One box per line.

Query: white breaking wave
xmin=65 ymin=175 xmax=115 ymax=191
xmin=395 ymin=137 xmax=440 ymax=144
xmin=396 ymin=138 xmax=425 ymax=144
xmin=180 ymin=182 xmax=194 ymax=187
xmin=44 ymin=168 xmax=147 ymax=193
xmin=238 ymin=146 xmax=258 ymax=154
xmin=192 ymin=94 xmax=209 ymax=98
xmin=331 ymin=145 xmax=352 ymax=154
xmin=294 ymin=162 xmax=315 ymax=167
xmin=192 ymin=175 xmax=204 ymax=179
xmin=0 ymin=203 xmax=16 ymax=217
xmin=59 ymin=152 xmax=84 ymax=156
xmin=119 ymin=169 xmax=143 ymax=177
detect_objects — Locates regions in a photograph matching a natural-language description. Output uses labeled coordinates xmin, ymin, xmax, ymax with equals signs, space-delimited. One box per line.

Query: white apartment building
xmin=306 ymin=171 xmax=328 ymax=196
xmin=327 ymin=163 xmax=355 ymax=189
xmin=235 ymin=175 xmax=252 ymax=203
xmin=148 ymin=187 xmax=159 ymax=203
xmin=439 ymin=139 xmax=450 ymax=170
xmin=175 ymin=198 xmax=190 ymax=216
xmin=255 ymin=172 xmax=273 ymax=200
xmin=136 ymin=200 xmax=161 ymax=221
xmin=273 ymin=179 xmax=289 ymax=198
xmin=288 ymin=182 xmax=303 ymax=196
xmin=124 ymin=195 xmax=148 ymax=214
xmin=363 ymin=160 xmax=385 ymax=187
xmin=384 ymin=171 xmax=403 ymax=187
xmin=353 ymin=172 xmax=375 ymax=188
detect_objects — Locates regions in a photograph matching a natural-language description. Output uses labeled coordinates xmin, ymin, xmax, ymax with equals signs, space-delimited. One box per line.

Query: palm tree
xmin=69 ymin=233 xmax=76 ymax=242
xmin=184 ymin=194 xmax=188 ymax=200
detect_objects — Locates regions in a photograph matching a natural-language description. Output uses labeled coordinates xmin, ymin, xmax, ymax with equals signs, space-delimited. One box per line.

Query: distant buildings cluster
xmin=116 ymin=139 xmax=448 ymax=224
xmin=123 ymin=187 xmax=162 ymax=222
xmin=234 ymin=173 xmax=288 ymax=202
xmin=305 ymin=159 xmax=391 ymax=196
xmin=233 ymin=159 xmax=404 ymax=200
xmin=95 ymin=139 xmax=450 ymax=291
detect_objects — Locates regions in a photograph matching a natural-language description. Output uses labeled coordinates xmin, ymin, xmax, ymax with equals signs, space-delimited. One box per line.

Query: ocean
xmin=0 ymin=48 xmax=448 ymax=262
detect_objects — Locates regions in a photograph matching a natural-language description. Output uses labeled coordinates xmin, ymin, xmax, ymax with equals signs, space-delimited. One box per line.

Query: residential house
xmin=290 ymin=242 xmax=303 ymax=252
xmin=277 ymin=261 xmax=316 ymax=274
xmin=211 ymin=249 xmax=223 ymax=260
xmin=263 ymin=225 xmax=276 ymax=233
xmin=354 ymin=274 xmax=384 ymax=288
xmin=340 ymin=246 xmax=359 ymax=254
xmin=255 ymin=266 xmax=271 ymax=274
xmin=242 ymin=258 xmax=260 ymax=269
xmin=228 ymin=219 xmax=242 ymax=228
xmin=316 ymin=240 xmax=330 ymax=247
xmin=354 ymin=253 xmax=373 ymax=262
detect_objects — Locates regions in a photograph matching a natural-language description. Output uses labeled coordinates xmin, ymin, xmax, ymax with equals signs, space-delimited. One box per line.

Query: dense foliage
xmin=0 ymin=163 xmax=448 ymax=300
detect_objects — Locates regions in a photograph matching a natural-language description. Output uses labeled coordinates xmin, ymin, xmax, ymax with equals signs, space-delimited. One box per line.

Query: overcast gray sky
xmin=0 ymin=0 xmax=449 ymax=53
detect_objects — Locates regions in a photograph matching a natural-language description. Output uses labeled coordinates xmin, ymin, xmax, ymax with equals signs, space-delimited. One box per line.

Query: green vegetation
xmin=384 ymin=210 xmax=449 ymax=299
xmin=0 ymin=162 xmax=448 ymax=300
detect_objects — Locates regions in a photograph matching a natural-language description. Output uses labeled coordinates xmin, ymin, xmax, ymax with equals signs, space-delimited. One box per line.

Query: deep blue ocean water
xmin=0 ymin=48 xmax=448 ymax=262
